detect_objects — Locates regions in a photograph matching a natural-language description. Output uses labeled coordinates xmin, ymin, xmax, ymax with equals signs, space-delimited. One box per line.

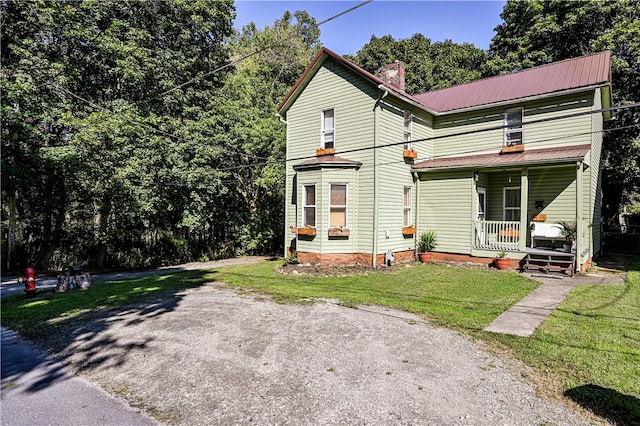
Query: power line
xmin=43 ymin=1 xmax=374 ymax=163
xmin=49 ymin=82 xmax=276 ymax=161
xmin=151 ymin=0 xmax=373 ymax=100
xmin=281 ymin=102 xmax=640 ymax=166
xmin=201 ymin=121 xmax=640 ymax=174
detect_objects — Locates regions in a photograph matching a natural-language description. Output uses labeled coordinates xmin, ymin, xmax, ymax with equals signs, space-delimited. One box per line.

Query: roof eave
xmin=413 ymin=156 xmax=587 ymax=173
xmin=376 ymin=84 xmax=439 ymax=116
xmin=433 ymin=84 xmax=611 ymax=116
xmin=293 ymin=161 xmax=362 ymax=171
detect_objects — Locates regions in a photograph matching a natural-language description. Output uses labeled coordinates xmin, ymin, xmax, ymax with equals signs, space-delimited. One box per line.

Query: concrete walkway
xmin=484 ymin=269 xmax=627 ymax=337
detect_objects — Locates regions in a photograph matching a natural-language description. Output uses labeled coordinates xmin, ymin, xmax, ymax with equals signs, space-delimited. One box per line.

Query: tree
xmin=486 ymin=0 xmax=640 ymax=221
xmin=220 ymin=11 xmax=321 ymax=254
xmin=347 ymin=34 xmax=486 ymax=93
xmin=1 ymin=0 xmax=235 ymax=269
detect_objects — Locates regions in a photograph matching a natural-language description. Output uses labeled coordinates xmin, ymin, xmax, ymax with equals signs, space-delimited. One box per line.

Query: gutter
xmin=412 ymin=155 xmax=588 ymax=173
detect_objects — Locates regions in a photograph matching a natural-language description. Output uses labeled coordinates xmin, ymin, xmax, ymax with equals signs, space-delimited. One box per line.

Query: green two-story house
xmin=277 ymin=48 xmax=612 ymax=273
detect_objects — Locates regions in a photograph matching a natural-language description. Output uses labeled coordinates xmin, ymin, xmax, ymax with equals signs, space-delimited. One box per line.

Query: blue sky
xmin=234 ymin=1 xmax=507 ymax=55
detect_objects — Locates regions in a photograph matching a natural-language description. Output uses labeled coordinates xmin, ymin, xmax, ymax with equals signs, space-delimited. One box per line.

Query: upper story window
xmin=403 ymin=187 xmax=412 ymax=227
xmin=329 ymin=184 xmax=347 ymax=228
xmin=303 ymin=184 xmax=316 ymax=227
xmin=504 ymin=108 xmax=523 ymax=146
xmin=322 ymin=109 xmax=335 ymax=149
xmin=503 ymin=186 xmax=521 ymax=221
xmin=404 ymin=110 xmax=413 ymax=150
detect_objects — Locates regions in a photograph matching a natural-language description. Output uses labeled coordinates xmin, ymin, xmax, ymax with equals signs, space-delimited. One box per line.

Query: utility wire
xmin=209 ymin=118 xmax=640 ymax=173
xmin=45 ymin=1 xmax=374 ymax=162
xmin=49 ymin=82 xmax=276 ymax=161
xmin=151 ymin=0 xmax=373 ymax=100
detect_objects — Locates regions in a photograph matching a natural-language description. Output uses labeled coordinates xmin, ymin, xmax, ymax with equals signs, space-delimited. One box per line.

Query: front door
xmin=477 ymin=188 xmax=486 ymax=245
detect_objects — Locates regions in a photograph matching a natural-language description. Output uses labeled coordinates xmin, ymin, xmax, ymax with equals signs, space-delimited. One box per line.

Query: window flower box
xmin=402 ymin=226 xmax=416 ymax=235
xmin=532 ymin=214 xmax=547 ymax=222
xmin=501 ymin=143 xmax=525 ymax=154
xmin=297 ymin=227 xmax=316 ymax=236
xmin=316 ymin=147 xmax=335 ymax=156
xmin=403 ymin=149 xmax=418 ymax=159
xmin=328 ymin=227 xmax=350 ymax=237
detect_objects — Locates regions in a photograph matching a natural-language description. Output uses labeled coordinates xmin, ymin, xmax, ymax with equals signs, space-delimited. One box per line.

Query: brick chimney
xmin=376 ymin=60 xmax=406 ymax=91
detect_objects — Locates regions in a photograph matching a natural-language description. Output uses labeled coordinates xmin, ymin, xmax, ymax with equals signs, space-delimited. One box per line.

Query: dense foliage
xmin=1 ymin=1 xmax=318 ymax=271
xmin=346 ymin=34 xmax=487 ymax=93
xmin=2 ymin=0 xmax=637 ymax=271
xmin=485 ymin=0 xmax=640 ymax=222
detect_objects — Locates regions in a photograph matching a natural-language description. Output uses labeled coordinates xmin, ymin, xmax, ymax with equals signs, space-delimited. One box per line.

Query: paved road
xmin=1 ymin=257 xmax=270 ymax=425
xmin=0 ymin=256 xmax=271 ymax=298
xmin=1 ymin=327 xmax=158 ymax=426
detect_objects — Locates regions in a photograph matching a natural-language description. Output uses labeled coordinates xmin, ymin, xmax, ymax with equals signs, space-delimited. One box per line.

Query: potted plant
xmin=495 ymin=250 xmax=511 ymax=270
xmin=417 ymin=230 xmax=437 ymax=263
xmin=557 ymin=220 xmax=577 ymax=252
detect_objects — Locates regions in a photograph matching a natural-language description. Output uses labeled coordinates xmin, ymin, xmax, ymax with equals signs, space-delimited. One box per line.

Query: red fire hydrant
xmin=20 ymin=267 xmax=37 ymax=298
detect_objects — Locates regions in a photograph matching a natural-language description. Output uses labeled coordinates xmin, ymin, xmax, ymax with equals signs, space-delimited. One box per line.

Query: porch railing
xmin=474 ymin=220 xmax=521 ymax=252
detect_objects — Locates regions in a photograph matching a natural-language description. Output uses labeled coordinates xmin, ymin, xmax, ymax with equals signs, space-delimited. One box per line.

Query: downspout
xmin=372 ymin=90 xmax=388 ymax=268
xmin=412 ymin=171 xmax=419 ymax=260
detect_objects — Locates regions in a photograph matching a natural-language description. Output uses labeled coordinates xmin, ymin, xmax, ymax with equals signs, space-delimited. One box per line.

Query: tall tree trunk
xmin=7 ymin=187 xmax=16 ymax=270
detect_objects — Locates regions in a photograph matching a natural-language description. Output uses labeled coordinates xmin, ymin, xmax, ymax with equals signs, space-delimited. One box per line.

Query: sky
xmin=234 ymin=1 xmax=507 ymax=56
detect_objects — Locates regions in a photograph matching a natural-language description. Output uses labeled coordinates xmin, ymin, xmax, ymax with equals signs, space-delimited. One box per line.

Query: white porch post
xmin=519 ymin=168 xmax=528 ymax=252
xmin=576 ymin=161 xmax=583 ymax=272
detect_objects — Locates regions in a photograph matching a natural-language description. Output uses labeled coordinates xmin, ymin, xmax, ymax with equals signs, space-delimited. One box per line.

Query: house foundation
xmin=297 ymin=250 xmax=415 ymax=267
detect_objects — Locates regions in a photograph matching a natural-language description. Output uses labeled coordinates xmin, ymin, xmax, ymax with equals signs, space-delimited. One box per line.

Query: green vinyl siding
xmin=374 ymin=100 xmax=432 ymax=255
xmin=285 ymin=58 xmax=377 ymax=254
xmin=433 ymin=110 xmax=503 ymax=157
xmin=432 ymin=92 xmax=596 ymax=159
xmin=524 ymin=93 xmax=594 ymax=150
xmin=418 ymin=170 xmax=472 ymax=254
xmin=523 ymin=167 xmax=577 ymax=224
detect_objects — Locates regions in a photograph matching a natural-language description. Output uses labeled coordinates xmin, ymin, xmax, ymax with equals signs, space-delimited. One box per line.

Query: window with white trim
xmin=322 ymin=109 xmax=334 ymax=149
xmin=504 ymin=108 xmax=523 ymax=146
xmin=404 ymin=110 xmax=413 ymax=150
xmin=403 ymin=187 xmax=412 ymax=227
xmin=503 ymin=187 xmax=521 ymax=221
xmin=329 ymin=184 xmax=347 ymax=228
xmin=303 ymin=184 xmax=316 ymax=227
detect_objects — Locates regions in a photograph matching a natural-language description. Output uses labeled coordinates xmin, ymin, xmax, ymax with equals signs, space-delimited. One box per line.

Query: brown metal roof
xmin=412 ymin=144 xmax=591 ymax=171
xmin=413 ymin=51 xmax=611 ymax=112
xmin=293 ymin=154 xmax=362 ymax=171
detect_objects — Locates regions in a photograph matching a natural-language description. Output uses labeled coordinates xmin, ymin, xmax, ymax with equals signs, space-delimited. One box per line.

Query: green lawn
xmin=2 ymin=259 xmax=638 ymax=423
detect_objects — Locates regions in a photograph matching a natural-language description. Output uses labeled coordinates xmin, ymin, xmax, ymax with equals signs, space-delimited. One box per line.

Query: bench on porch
xmin=523 ymin=248 xmax=575 ymax=276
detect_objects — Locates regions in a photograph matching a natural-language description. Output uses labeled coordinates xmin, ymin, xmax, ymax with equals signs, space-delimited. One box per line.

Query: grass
xmin=2 ymin=259 xmax=638 ymax=423
xmin=211 ymin=262 xmax=537 ymax=330
xmin=0 ymin=270 xmax=214 ymax=339
xmin=481 ymin=259 xmax=640 ymax=424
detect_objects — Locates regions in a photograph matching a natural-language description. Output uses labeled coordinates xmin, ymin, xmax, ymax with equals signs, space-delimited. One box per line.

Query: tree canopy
xmin=2 ymin=0 xmax=637 ymax=270
xmin=1 ymin=1 xmax=319 ymax=270
xmin=346 ymin=34 xmax=487 ymax=93
xmin=486 ymin=0 xmax=640 ymax=219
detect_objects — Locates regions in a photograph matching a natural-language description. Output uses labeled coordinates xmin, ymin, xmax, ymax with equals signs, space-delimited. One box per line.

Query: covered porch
xmin=414 ymin=145 xmax=594 ymax=273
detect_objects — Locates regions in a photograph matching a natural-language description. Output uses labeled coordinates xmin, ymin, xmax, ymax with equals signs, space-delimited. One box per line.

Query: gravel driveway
xmin=41 ymin=283 xmax=594 ymax=425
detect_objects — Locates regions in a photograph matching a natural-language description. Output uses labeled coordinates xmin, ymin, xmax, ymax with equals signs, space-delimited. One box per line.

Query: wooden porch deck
xmin=523 ymin=247 xmax=576 ymax=276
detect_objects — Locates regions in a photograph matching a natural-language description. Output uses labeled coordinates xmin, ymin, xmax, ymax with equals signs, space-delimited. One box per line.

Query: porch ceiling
xmin=412 ymin=144 xmax=590 ymax=171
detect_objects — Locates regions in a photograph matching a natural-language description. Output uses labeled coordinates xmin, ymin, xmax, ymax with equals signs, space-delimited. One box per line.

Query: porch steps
xmin=523 ymin=249 xmax=575 ymax=276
